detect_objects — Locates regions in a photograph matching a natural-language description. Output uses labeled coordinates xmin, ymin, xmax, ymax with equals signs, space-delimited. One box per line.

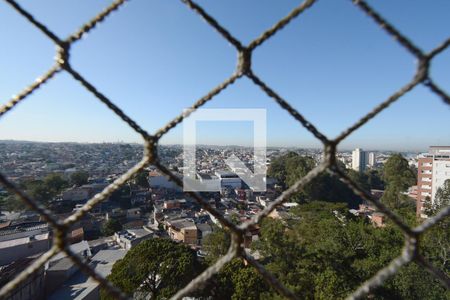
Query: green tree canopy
xmin=70 ymin=170 xmax=89 ymax=186
xmin=435 ymin=179 xmax=450 ymax=210
xmin=101 ymin=218 xmax=122 ymax=236
xmin=43 ymin=173 xmax=69 ymax=193
xmin=382 ymin=154 xmax=416 ymax=190
xmin=268 ymin=152 xmax=315 ymax=190
xmin=365 ymin=169 xmax=385 ymax=190
xmin=201 ymin=258 xmax=270 ymax=300
xmin=381 ymin=154 xmax=416 ymax=209
xmin=1 ymin=174 xmax=71 ymax=211
xmin=0 ymin=194 xmax=27 ymax=211
xmin=268 ymin=152 xmax=364 ymax=208
xmin=202 ymin=225 xmax=231 ymax=264
xmin=104 ymin=239 xmax=201 ymax=299
xmin=250 ymin=201 xmax=449 ymax=299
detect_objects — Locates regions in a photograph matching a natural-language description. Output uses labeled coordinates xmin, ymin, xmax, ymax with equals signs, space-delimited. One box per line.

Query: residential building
xmin=62 ymin=183 xmax=108 ymax=202
xmin=416 ymin=146 xmax=450 ymax=217
xmin=0 ymin=256 xmax=45 ymax=300
xmin=368 ymin=152 xmax=376 ymax=167
xmin=166 ymin=219 xmax=198 ymax=245
xmin=47 ymin=249 xmax=127 ymax=300
xmin=114 ymin=228 xmax=153 ymax=250
xmin=352 ymin=148 xmax=367 ymax=172
xmin=0 ymin=222 xmax=51 ymax=266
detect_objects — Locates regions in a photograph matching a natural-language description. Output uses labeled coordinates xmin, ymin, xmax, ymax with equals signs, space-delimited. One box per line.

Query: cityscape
xmin=0 ymin=140 xmax=449 ymax=299
xmin=1 ymin=0 xmax=450 ymax=299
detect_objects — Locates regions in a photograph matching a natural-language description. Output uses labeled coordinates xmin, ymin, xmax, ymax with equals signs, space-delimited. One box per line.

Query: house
xmin=47 ymin=249 xmax=127 ymax=300
xmin=0 ymin=222 xmax=51 ymax=266
xmin=45 ymin=258 xmax=81 ymax=296
xmin=68 ymin=227 xmax=84 ymax=244
xmin=114 ymin=228 xmax=153 ymax=250
xmin=371 ymin=213 xmax=386 ymax=227
xmin=62 ymin=188 xmax=90 ymax=202
xmin=62 ymin=183 xmax=109 ymax=203
xmin=0 ymin=255 xmax=45 ymax=300
xmin=166 ymin=219 xmax=198 ymax=246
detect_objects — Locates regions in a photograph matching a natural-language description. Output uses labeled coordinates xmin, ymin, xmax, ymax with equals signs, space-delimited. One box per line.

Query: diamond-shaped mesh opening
xmin=0 ymin=0 xmax=449 ymax=299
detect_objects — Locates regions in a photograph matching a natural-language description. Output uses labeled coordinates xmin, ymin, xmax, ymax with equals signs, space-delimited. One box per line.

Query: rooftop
xmin=48 ymin=249 xmax=127 ymax=300
xmin=116 ymin=228 xmax=152 ymax=241
xmin=215 ymin=170 xmax=239 ymax=178
xmin=167 ymin=218 xmax=197 ymax=231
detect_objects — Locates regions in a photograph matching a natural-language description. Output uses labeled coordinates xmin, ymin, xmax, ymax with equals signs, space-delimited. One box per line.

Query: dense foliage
xmin=380 ymin=154 xmax=416 ymax=209
xmin=202 ymin=226 xmax=231 ymax=265
xmin=267 ymin=152 xmax=369 ymax=208
xmin=101 ymin=218 xmax=123 ymax=236
xmin=253 ymin=202 xmax=449 ymax=299
xmin=70 ymin=170 xmax=89 ymax=186
xmin=435 ymin=179 xmax=450 ymax=210
xmin=0 ymin=173 xmax=69 ymax=211
xmin=201 ymin=202 xmax=449 ymax=299
xmin=103 ymin=238 xmax=202 ymax=299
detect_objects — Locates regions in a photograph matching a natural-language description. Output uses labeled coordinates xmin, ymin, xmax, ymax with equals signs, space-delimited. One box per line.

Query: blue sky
xmin=0 ymin=0 xmax=449 ymax=151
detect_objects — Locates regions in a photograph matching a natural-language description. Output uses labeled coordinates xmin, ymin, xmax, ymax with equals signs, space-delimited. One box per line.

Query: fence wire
xmin=0 ymin=0 xmax=449 ymax=299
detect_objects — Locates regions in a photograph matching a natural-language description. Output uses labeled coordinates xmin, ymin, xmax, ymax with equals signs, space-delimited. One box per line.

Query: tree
xmin=17 ymin=174 xmax=69 ymax=206
xmin=28 ymin=183 xmax=53 ymax=203
xmin=43 ymin=173 xmax=69 ymax=193
xmin=208 ymin=259 xmax=269 ymax=300
xmin=382 ymin=154 xmax=415 ymax=190
xmin=0 ymin=195 xmax=5 ymax=210
xmin=347 ymin=169 xmax=370 ymax=193
xmin=268 ymin=152 xmax=364 ymax=208
xmin=306 ymin=172 xmax=363 ymax=208
xmin=268 ymin=152 xmax=315 ymax=191
xmin=365 ymin=169 xmax=385 ymax=190
xmin=70 ymin=170 xmax=89 ymax=186
xmin=103 ymin=239 xmax=201 ymax=299
xmin=385 ymin=263 xmax=450 ymax=300
xmin=251 ymin=201 xmax=450 ymax=299
xmin=101 ymin=218 xmax=123 ymax=236
xmin=381 ymin=154 xmax=416 ymax=209
xmin=434 ymin=179 xmax=450 ymax=210
xmin=421 ymin=179 xmax=450 ymax=277
xmin=202 ymin=226 xmax=231 ymax=264
xmin=1 ymin=194 xmax=27 ymax=211
xmin=199 ymin=200 xmax=449 ymax=299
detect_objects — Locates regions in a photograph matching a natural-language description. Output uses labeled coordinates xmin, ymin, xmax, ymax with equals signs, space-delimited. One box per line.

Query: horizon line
xmin=0 ymin=139 xmax=429 ymax=153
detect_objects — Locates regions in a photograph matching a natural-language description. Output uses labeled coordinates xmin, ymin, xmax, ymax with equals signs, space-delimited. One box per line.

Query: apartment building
xmin=352 ymin=148 xmax=367 ymax=172
xmin=416 ymin=146 xmax=450 ymax=217
xmin=368 ymin=152 xmax=376 ymax=167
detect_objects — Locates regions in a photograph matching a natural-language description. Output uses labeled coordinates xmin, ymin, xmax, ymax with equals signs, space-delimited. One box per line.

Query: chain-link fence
xmin=0 ymin=0 xmax=449 ymax=299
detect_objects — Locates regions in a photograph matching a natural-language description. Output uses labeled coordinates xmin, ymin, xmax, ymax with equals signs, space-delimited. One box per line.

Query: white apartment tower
xmin=368 ymin=152 xmax=376 ymax=167
xmin=416 ymin=146 xmax=450 ymax=217
xmin=352 ymin=148 xmax=367 ymax=173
